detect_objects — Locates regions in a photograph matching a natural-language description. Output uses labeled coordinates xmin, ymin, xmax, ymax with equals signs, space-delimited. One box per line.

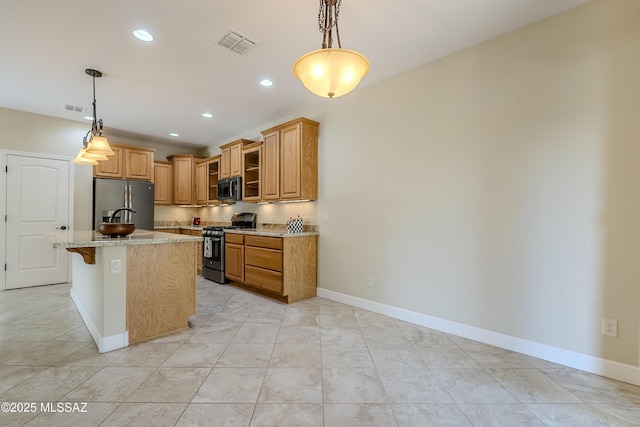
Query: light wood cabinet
xmin=262 ymin=132 xmax=279 ymax=201
xmin=225 ymin=233 xmax=317 ymax=303
xmin=242 ymin=142 xmax=262 ymax=202
xmin=153 ymin=161 xmax=172 ymax=205
xmin=126 ymin=147 xmax=155 ymax=181
xmin=167 ymin=154 xmax=197 ymax=205
xmin=220 ymin=139 xmax=252 ymax=179
xmin=225 ymin=233 xmax=245 ymax=282
xmin=195 ymin=155 xmax=222 ymax=206
xmin=94 ymin=144 xmax=124 ymax=178
xmin=195 ymin=159 xmax=208 ymax=206
xmin=94 ymin=143 xmax=154 ymax=181
xmin=260 ymin=117 xmax=319 ymax=201
xmin=208 ymin=156 xmax=221 ymax=205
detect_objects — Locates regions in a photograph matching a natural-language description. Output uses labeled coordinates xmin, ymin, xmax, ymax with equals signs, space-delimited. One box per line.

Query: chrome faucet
xmin=109 ymin=207 xmax=137 ymax=223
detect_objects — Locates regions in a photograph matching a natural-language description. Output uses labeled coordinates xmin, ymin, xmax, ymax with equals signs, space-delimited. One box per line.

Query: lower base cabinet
xmin=225 ymin=233 xmax=245 ymax=282
xmin=225 ymin=233 xmax=317 ymax=303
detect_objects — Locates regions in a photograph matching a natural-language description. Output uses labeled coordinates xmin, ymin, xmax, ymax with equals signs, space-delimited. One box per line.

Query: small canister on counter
xmin=287 ymin=216 xmax=304 ymax=233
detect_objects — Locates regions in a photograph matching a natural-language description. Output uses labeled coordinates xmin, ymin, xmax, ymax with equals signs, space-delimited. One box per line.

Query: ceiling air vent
xmin=217 ymin=30 xmax=257 ymax=55
xmin=64 ymin=104 xmax=86 ymax=113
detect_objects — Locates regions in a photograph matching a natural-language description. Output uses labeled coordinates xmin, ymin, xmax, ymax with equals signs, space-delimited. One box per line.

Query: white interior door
xmin=5 ymin=155 xmax=70 ymax=289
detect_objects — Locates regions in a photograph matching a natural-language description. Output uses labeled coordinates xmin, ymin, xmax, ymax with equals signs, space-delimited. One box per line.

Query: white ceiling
xmin=0 ymin=0 xmax=590 ymax=149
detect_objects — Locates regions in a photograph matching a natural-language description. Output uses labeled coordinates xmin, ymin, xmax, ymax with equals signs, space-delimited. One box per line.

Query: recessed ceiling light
xmin=133 ymin=29 xmax=154 ymax=42
xmin=83 ymin=116 xmax=93 ymax=121
xmin=169 ymin=133 xmax=179 ymax=137
xmin=202 ymin=113 xmax=214 ymax=118
xmin=260 ymin=79 xmax=273 ymax=87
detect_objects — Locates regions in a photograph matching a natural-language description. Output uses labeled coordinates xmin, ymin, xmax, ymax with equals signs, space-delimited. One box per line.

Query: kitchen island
xmin=54 ymin=230 xmax=201 ymax=353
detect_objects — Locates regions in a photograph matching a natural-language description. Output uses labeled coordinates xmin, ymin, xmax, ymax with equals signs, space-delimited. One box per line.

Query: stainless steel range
xmin=202 ymin=212 xmax=256 ymax=283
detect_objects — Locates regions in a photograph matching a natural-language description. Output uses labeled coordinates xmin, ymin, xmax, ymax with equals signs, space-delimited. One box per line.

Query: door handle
xmin=57 ymin=225 xmax=68 ymax=230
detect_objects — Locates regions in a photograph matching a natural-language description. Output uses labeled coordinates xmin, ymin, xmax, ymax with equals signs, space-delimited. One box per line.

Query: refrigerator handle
xmin=122 ymin=185 xmax=128 ymax=223
xmin=127 ymin=185 xmax=133 ymax=223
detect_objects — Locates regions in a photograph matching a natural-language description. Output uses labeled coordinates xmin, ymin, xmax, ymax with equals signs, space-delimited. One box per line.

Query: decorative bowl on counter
xmin=97 ymin=222 xmax=136 ymax=237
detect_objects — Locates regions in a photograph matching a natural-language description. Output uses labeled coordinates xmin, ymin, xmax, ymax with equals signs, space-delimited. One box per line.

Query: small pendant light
xmin=73 ymin=69 xmax=115 ymax=164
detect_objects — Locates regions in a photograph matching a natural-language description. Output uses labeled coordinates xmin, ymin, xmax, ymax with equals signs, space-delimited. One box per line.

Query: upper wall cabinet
xmin=260 ymin=117 xmax=319 ymax=201
xmin=195 ymin=158 xmax=208 ymax=206
xmin=208 ymin=156 xmax=221 ymax=205
xmin=94 ymin=143 xmax=155 ymax=181
xmin=195 ymin=155 xmax=221 ymax=206
xmin=167 ymin=154 xmax=199 ymax=205
xmin=153 ymin=161 xmax=172 ymax=205
xmin=220 ymin=139 xmax=253 ymax=179
xmin=242 ymin=142 xmax=263 ymax=202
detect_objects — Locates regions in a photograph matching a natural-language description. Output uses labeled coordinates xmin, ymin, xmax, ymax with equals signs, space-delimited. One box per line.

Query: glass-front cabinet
xmin=242 ymin=142 xmax=262 ymax=202
xmin=195 ymin=155 xmax=221 ymax=206
xmin=208 ymin=156 xmax=221 ymax=204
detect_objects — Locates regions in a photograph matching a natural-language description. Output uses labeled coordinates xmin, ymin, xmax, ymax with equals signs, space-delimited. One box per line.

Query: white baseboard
xmin=317 ymin=287 xmax=640 ymax=386
xmin=70 ymin=288 xmax=128 ymax=353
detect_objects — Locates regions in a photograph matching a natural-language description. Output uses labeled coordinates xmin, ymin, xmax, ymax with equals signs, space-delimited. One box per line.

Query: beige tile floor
xmin=1 ymin=277 xmax=640 ymax=426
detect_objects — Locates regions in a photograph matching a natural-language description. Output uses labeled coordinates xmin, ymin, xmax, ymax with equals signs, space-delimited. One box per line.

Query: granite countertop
xmin=154 ymin=225 xmax=203 ymax=231
xmin=53 ymin=230 xmax=202 ymax=249
xmin=225 ymin=229 xmax=319 ymax=238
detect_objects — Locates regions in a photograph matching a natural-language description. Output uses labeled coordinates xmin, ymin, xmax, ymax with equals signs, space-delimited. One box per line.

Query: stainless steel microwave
xmin=217 ymin=176 xmax=242 ymax=201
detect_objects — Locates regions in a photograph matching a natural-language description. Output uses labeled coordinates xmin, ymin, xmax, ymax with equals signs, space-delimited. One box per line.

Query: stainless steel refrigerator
xmin=93 ymin=178 xmax=155 ymax=230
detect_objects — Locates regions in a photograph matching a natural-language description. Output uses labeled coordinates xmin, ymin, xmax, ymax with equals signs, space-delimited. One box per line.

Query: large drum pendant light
xmin=293 ymin=0 xmax=369 ymax=99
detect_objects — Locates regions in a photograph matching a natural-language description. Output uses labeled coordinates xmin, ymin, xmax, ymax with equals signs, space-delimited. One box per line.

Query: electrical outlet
xmin=110 ymin=259 xmax=121 ymax=274
xmin=366 ymin=276 xmax=373 ymax=288
xmin=602 ymin=318 xmax=618 ymax=337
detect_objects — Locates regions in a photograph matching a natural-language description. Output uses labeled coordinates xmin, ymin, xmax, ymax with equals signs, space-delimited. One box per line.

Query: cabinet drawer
xmin=225 ymin=233 xmax=244 ymax=244
xmin=245 ymin=235 xmax=282 ymax=250
xmin=245 ymin=265 xmax=283 ymax=294
xmin=245 ymin=247 xmax=282 ymax=271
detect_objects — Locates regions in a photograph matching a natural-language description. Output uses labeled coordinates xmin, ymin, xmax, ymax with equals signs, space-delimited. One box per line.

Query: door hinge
xmin=5 ymin=166 xmax=7 ymax=173
xmin=4 ymin=264 xmax=6 ymax=271
xmin=4 ymin=214 xmax=6 ymax=222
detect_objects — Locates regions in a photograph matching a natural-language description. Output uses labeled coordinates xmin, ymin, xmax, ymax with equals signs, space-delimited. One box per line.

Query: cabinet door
xmin=262 ymin=131 xmax=279 ymax=201
xmin=220 ymin=147 xmax=231 ymax=179
xmin=125 ymin=148 xmax=154 ymax=181
xmin=208 ymin=158 xmax=220 ymax=204
xmin=225 ymin=243 xmax=244 ymax=282
xmin=242 ymin=145 xmax=262 ymax=202
xmin=172 ymin=157 xmax=194 ymax=205
xmin=93 ymin=144 xmax=124 ymax=178
xmin=153 ymin=162 xmax=172 ymax=205
xmin=230 ymin=143 xmax=242 ymax=177
xmin=279 ymin=122 xmax=302 ymax=200
xmin=195 ymin=161 xmax=208 ymax=205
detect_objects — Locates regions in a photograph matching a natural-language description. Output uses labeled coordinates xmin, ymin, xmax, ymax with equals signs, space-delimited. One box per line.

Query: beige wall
xmin=307 ymin=0 xmax=639 ymax=367
xmin=2 ymin=0 xmax=638 ymax=372
xmin=0 ymin=107 xmax=200 ymax=230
